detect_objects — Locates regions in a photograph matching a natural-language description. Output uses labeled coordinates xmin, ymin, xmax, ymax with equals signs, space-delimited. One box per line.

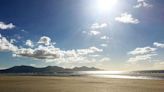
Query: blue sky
xmin=0 ymin=0 xmax=164 ymax=70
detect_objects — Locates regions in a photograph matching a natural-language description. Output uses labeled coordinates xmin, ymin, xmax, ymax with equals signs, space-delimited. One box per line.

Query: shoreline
xmin=0 ymin=74 xmax=164 ymax=80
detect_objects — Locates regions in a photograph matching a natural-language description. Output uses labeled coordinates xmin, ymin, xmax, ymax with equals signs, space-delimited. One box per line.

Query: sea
xmin=1 ymin=71 xmax=164 ymax=80
xmin=54 ymin=71 xmax=164 ymax=80
xmin=76 ymin=71 xmax=164 ymax=80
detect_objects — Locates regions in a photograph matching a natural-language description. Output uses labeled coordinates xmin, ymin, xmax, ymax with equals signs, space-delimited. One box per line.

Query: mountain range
xmin=0 ymin=65 xmax=100 ymax=74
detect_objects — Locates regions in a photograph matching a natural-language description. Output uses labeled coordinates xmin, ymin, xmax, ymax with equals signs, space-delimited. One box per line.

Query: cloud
xmin=0 ymin=34 xmax=18 ymax=52
xmin=64 ymin=50 xmax=78 ymax=57
xmin=20 ymin=29 xmax=28 ymax=33
xmin=90 ymin=23 xmax=107 ymax=30
xmin=14 ymin=36 xmax=103 ymax=60
xmin=0 ymin=22 xmax=15 ymax=30
xmin=77 ymin=46 xmax=103 ymax=55
xmin=15 ymin=46 xmax=63 ymax=59
xmin=89 ymin=54 xmax=100 ymax=57
xmin=100 ymin=44 xmax=108 ymax=47
xmin=127 ymin=40 xmax=164 ymax=65
xmin=134 ymin=0 xmax=152 ymax=8
xmin=15 ymin=46 xmax=103 ymax=60
xmin=127 ymin=46 xmax=157 ymax=64
xmin=10 ymin=39 xmax=16 ymax=44
xmin=25 ymin=40 xmax=34 ymax=47
xmin=29 ymin=64 xmax=36 ymax=67
xmin=127 ymin=54 xmax=157 ymax=63
xmin=100 ymin=36 xmax=110 ymax=40
xmin=38 ymin=36 xmax=52 ymax=46
xmin=84 ymin=22 xmax=108 ymax=36
xmin=54 ymin=56 xmax=111 ymax=69
xmin=89 ymin=30 xmax=100 ymax=35
xmin=0 ymin=34 xmax=108 ymax=68
xmin=128 ymin=46 xmax=156 ymax=55
xmin=153 ymin=42 xmax=164 ymax=48
xmin=115 ymin=13 xmax=139 ymax=24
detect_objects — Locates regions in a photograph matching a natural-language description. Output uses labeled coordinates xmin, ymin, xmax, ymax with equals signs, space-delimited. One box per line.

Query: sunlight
xmin=96 ymin=0 xmax=118 ymax=13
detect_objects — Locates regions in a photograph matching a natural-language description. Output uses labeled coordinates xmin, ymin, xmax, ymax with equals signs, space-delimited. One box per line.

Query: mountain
xmin=73 ymin=66 xmax=99 ymax=71
xmin=131 ymin=70 xmax=164 ymax=73
xmin=0 ymin=65 xmax=100 ymax=74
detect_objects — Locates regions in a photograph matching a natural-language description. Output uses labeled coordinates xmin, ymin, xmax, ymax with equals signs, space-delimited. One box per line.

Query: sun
xmin=96 ymin=0 xmax=118 ymax=13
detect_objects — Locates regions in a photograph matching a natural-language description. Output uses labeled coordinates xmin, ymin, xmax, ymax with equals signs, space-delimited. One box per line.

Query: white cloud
xmin=153 ymin=42 xmax=164 ymax=48
xmin=54 ymin=56 xmax=111 ymax=69
xmin=84 ymin=23 xmax=108 ymax=36
xmin=0 ymin=34 xmax=107 ymax=68
xmin=29 ymin=64 xmax=36 ymax=67
xmin=115 ymin=13 xmax=139 ymax=24
xmin=99 ymin=57 xmax=111 ymax=63
xmin=91 ymin=23 xmax=107 ymax=30
xmin=64 ymin=50 xmax=78 ymax=57
xmin=0 ymin=22 xmax=15 ymax=30
xmin=127 ymin=46 xmax=157 ymax=64
xmin=128 ymin=46 xmax=156 ymax=55
xmin=89 ymin=30 xmax=100 ymax=35
xmin=134 ymin=0 xmax=152 ymax=8
xmin=89 ymin=54 xmax=100 ymax=57
xmin=15 ymin=46 xmax=63 ymax=59
xmin=100 ymin=44 xmax=108 ymax=47
xmin=0 ymin=34 xmax=17 ymax=52
xmin=15 ymin=46 xmax=103 ymax=60
xmin=38 ymin=36 xmax=52 ymax=46
xmin=77 ymin=46 xmax=103 ymax=55
xmin=100 ymin=36 xmax=109 ymax=40
xmin=25 ymin=40 xmax=34 ymax=47
xmin=10 ymin=39 xmax=16 ymax=44
xmin=13 ymin=35 xmax=103 ymax=60
xmin=127 ymin=54 xmax=157 ymax=63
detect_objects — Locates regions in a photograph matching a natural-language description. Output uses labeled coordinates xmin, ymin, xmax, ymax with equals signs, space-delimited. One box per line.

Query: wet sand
xmin=0 ymin=76 xmax=164 ymax=92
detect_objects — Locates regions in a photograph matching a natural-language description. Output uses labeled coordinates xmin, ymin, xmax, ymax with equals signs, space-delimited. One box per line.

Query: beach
xmin=0 ymin=76 xmax=164 ymax=92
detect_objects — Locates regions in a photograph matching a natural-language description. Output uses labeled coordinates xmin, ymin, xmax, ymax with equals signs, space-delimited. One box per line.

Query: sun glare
xmin=96 ymin=0 xmax=118 ymax=13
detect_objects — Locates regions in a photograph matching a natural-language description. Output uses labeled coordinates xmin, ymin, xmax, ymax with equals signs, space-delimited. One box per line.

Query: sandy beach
xmin=0 ymin=76 xmax=164 ymax=92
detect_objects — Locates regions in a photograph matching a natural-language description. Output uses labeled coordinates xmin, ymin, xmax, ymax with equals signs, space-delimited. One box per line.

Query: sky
xmin=0 ymin=0 xmax=164 ymax=70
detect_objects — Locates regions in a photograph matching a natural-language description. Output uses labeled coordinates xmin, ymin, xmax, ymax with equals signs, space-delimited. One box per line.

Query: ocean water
xmin=75 ymin=71 xmax=164 ymax=80
xmin=1 ymin=71 xmax=164 ymax=80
